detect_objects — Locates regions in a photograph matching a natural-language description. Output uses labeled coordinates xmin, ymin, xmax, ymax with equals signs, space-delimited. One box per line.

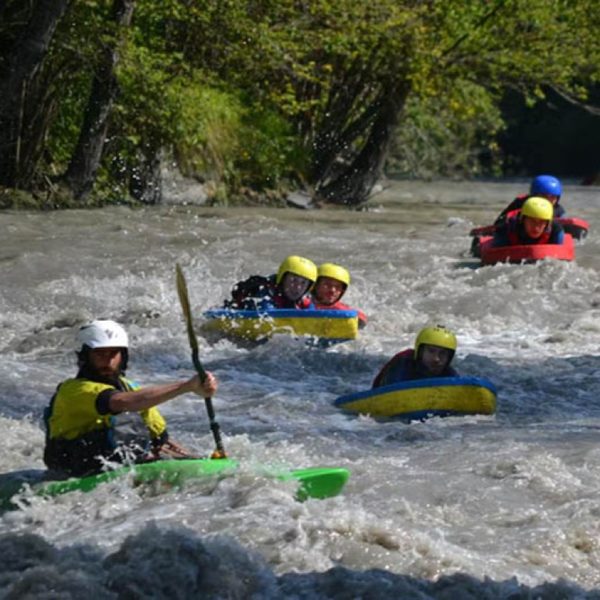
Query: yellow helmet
xmin=521 ymin=196 xmax=553 ymax=221
xmin=415 ymin=325 xmax=457 ymax=356
xmin=317 ymin=263 xmax=350 ymax=287
xmin=276 ymin=255 xmax=317 ymax=285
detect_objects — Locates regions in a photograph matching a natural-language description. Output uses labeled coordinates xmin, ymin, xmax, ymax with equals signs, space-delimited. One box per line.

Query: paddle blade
xmin=176 ymin=263 xmax=199 ymax=354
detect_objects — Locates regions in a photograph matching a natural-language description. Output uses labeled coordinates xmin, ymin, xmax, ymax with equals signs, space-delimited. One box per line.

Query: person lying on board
xmin=492 ymin=196 xmax=564 ymax=247
xmin=224 ymin=255 xmax=317 ymax=310
xmin=372 ymin=326 xmax=458 ymax=388
xmin=43 ymin=319 xmax=218 ymax=477
xmin=471 ymin=175 xmax=566 ymax=257
xmin=494 ymin=174 xmax=565 ymax=226
xmin=311 ymin=262 xmax=368 ymax=328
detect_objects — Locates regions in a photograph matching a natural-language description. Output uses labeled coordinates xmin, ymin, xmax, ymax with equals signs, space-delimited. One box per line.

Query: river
xmin=1 ymin=179 xmax=600 ymax=598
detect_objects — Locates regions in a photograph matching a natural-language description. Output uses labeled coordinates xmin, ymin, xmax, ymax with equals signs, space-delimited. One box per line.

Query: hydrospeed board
xmin=479 ymin=233 xmax=575 ymax=265
xmin=334 ymin=376 xmax=497 ymax=421
xmin=202 ymin=308 xmax=359 ymax=343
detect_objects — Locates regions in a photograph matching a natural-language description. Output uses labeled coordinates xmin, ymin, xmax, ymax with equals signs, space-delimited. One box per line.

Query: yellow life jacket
xmin=46 ymin=376 xmax=166 ymax=441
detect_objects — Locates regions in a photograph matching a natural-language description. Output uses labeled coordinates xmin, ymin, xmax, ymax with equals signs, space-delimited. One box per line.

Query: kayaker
xmin=311 ymin=262 xmax=367 ymax=328
xmin=372 ymin=325 xmax=458 ymax=388
xmin=493 ymin=196 xmax=564 ymax=247
xmin=224 ymin=255 xmax=317 ymax=310
xmin=495 ymin=174 xmax=565 ymax=226
xmin=43 ymin=319 xmax=218 ymax=477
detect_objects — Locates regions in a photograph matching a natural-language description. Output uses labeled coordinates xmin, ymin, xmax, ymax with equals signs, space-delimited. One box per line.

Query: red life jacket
xmin=506 ymin=216 xmax=552 ymax=245
xmin=312 ymin=299 xmax=368 ymax=327
xmin=504 ymin=207 xmax=522 ymax=222
xmin=498 ymin=193 xmax=564 ymax=224
xmin=260 ymin=286 xmax=311 ymax=309
xmin=495 ymin=194 xmax=528 ymax=224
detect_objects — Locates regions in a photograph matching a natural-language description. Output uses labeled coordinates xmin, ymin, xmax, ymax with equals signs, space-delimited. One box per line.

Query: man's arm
xmin=108 ymin=372 xmax=217 ymax=413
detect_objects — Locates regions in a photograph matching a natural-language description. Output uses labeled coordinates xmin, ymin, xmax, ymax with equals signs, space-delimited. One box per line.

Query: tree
xmin=63 ymin=0 xmax=135 ymax=200
xmin=172 ymin=0 xmax=600 ymax=204
xmin=2 ymin=0 xmax=599 ymax=206
xmin=0 ymin=0 xmax=70 ymax=187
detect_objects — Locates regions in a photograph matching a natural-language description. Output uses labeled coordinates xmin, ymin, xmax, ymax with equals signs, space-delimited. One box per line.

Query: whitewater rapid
xmin=1 ymin=179 xmax=600 ymax=597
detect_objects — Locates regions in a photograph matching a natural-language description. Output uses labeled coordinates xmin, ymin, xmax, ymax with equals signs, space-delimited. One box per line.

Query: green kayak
xmin=1 ymin=459 xmax=349 ymax=508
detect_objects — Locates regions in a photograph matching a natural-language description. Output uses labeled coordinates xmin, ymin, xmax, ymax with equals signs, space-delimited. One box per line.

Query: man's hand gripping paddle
xmin=176 ymin=264 xmax=226 ymax=459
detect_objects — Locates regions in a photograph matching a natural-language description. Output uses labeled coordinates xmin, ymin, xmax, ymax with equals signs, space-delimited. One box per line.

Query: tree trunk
xmin=63 ymin=0 xmax=134 ymax=200
xmin=0 ymin=0 xmax=70 ymax=187
xmin=314 ymin=84 xmax=410 ymax=206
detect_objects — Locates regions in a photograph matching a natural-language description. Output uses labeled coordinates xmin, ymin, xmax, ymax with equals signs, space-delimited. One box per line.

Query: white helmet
xmin=77 ymin=319 xmax=129 ymax=349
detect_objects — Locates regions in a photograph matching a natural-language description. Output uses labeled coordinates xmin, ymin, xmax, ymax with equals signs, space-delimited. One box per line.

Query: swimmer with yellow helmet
xmin=372 ymin=325 xmax=458 ymax=388
xmin=493 ymin=196 xmax=565 ymax=247
xmin=494 ymin=175 xmax=565 ymax=227
xmin=225 ymin=255 xmax=317 ymax=310
xmin=471 ymin=176 xmax=566 ymax=256
xmin=312 ymin=263 xmax=368 ymax=327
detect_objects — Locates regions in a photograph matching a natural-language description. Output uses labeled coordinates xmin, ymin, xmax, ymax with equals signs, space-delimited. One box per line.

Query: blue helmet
xmin=530 ymin=175 xmax=562 ymax=198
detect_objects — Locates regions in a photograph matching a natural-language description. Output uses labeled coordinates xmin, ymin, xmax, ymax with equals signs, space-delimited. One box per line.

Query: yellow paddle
xmin=176 ymin=263 xmax=226 ymax=459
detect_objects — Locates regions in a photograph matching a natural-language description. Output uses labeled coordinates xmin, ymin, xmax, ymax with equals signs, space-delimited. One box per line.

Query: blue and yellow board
xmin=201 ymin=308 xmax=359 ymax=344
xmin=333 ymin=376 xmax=497 ymax=421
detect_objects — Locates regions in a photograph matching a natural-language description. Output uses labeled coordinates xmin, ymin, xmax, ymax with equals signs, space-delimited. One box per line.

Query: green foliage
xmin=388 ymin=0 xmax=600 ymax=178
xmin=5 ymin=0 xmax=600 ymax=202
xmin=113 ymin=46 xmax=296 ymax=190
xmin=234 ymin=106 xmax=305 ymax=188
xmin=169 ymin=82 xmax=243 ymax=183
xmin=37 ymin=1 xmax=121 ymax=170
xmin=390 ymin=82 xmax=505 ymax=178
xmin=45 ymin=71 xmax=94 ymax=167
xmin=84 ymin=1 xmax=299 ymax=193
xmin=158 ymin=0 xmax=599 ymax=192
